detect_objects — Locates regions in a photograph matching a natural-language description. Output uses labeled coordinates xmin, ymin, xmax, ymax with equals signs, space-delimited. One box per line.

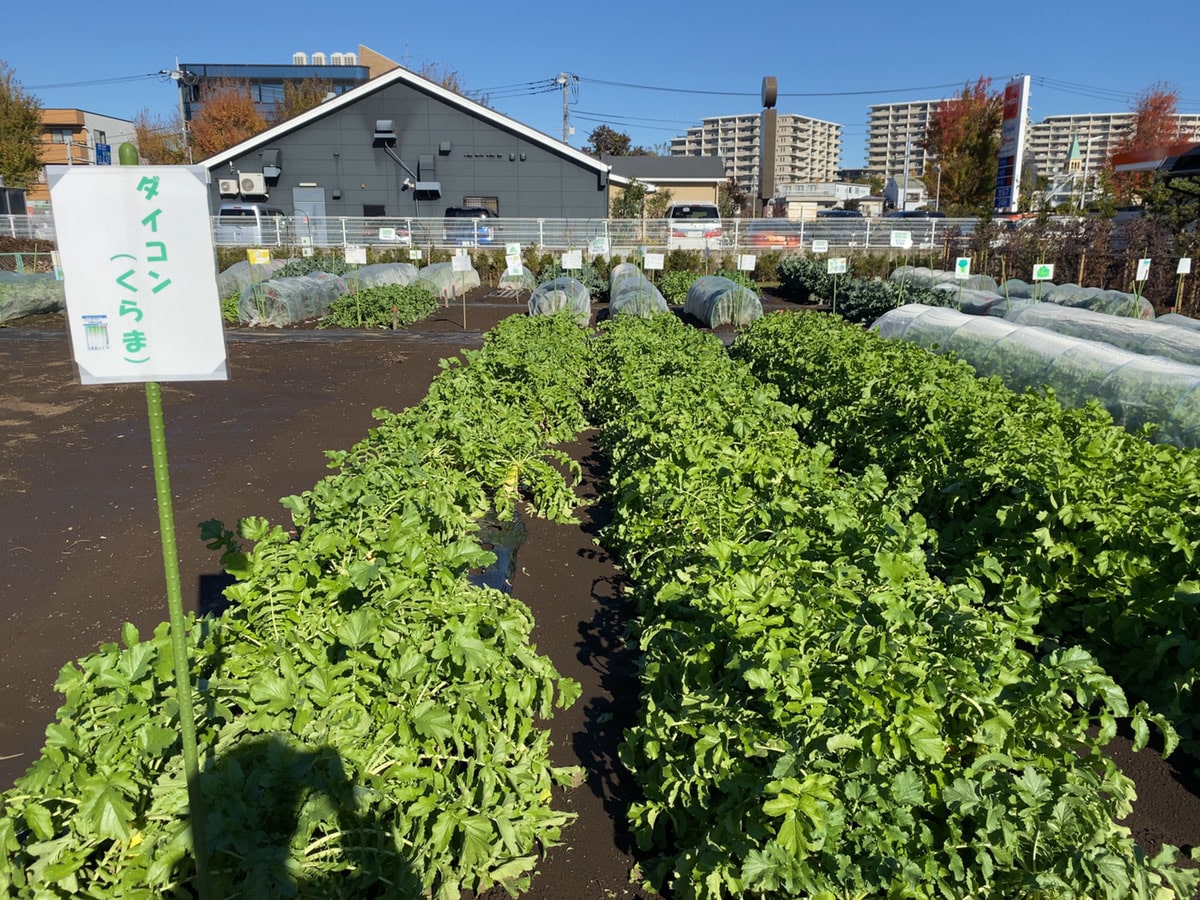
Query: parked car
xmin=744 ymin=219 xmax=803 ymax=248
xmin=665 ymin=202 xmax=723 ymax=250
xmin=214 ymin=202 xmax=288 ymax=245
xmin=443 ymin=206 xmax=498 ymax=245
xmin=884 ymin=209 xmax=946 ymax=219
xmin=816 ymin=209 xmax=864 ymax=218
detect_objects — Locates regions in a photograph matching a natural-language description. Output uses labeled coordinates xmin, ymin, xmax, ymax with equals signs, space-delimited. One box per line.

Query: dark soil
xmin=3 ymin=288 xmax=1200 ymax=897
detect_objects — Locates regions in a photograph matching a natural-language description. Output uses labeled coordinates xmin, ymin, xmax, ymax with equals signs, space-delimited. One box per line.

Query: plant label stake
xmin=1176 ymin=258 xmax=1192 ymax=313
xmin=827 ymin=257 xmax=848 ymax=315
xmin=452 ymin=251 xmax=473 ymax=329
xmin=49 ymin=157 xmax=228 ymax=900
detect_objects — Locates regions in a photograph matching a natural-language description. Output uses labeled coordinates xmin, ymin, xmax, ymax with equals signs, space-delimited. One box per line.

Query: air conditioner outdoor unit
xmin=239 ymin=172 xmax=267 ymax=195
xmin=217 ymin=178 xmax=239 ymax=196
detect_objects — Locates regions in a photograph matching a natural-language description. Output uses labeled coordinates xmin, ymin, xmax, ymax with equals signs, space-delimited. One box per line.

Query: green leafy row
xmin=319 ymin=282 xmax=438 ymax=329
xmin=732 ymin=311 xmax=1200 ymax=755
xmin=589 ymin=314 xmax=1196 ymax=898
xmin=774 ymin=256 xmax=949 ymax=323
xmin=0 ymin=313 xmax=591 ymax=899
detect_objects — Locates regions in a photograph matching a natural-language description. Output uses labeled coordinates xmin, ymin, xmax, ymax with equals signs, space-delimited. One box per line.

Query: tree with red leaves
xmin=189 ymin=79 xmax=267 ymax=160
xmin=919 ymin=76 xmax=1003 ymax=214
xmin=1108 ymin=83 xmax=1182 ymax=206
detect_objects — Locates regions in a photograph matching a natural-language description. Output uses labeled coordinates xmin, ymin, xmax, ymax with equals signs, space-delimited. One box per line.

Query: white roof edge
xmin=200 ymin=66 xmax=609 ymax=174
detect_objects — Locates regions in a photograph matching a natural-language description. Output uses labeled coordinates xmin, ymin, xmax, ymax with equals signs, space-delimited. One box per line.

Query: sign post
xmin=49 ymin=157 xmax=225 ymax=899
xmin=1176 ymin=258 xmax=1193 ymax=313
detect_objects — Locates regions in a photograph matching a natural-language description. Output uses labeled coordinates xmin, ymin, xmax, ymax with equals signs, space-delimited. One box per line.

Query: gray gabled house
xmin=200 ymin=66 xmax=612 ymax=223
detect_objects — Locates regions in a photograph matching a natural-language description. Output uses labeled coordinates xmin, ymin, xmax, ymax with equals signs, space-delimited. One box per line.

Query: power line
xmin=27 ymin=72 xmax=162 ymax=90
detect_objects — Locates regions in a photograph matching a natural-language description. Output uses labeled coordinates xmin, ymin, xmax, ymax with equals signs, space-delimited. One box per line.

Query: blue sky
xmin=5 ymin=0 xmax=1198 ymax=168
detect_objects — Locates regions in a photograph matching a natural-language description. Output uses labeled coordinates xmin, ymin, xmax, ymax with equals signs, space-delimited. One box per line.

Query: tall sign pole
xmin=49 ymin=153 xmax=226 ymax=898
xmin=994 ymin=75 xmax=1031 ymax=214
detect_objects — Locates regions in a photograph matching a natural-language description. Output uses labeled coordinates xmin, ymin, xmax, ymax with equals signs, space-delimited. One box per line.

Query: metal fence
xmin=1 ymin=211 xmax=979 ymax=253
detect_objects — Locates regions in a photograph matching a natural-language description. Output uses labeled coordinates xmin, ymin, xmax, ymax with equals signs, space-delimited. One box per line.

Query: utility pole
xmin=555 ymin=72 xmax=577 ymax=143
xmin=160 ymin=57 xmax=195 ymax=163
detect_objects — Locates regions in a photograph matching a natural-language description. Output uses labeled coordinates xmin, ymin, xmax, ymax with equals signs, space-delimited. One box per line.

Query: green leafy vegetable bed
xmin=590 ymin=314 xmax=1196 ymax=898
xmin=0 ymin=314 xmax=591 ymax=898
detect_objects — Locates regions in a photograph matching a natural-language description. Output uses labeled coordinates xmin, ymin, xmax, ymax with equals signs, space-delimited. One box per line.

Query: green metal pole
xmin=144 ymin=381 xmax=212 ymax=899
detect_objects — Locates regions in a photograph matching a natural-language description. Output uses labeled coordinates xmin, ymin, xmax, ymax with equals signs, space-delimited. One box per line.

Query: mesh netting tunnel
xmin=237 ymin=272 xmax=349 ymax=327
xmin=608 ymin=263 xmax=669 ymax=318
xmin=1005 ymin=303 xmax=1200 ymax=367
xmin=216 ymin=259 xmax=289 ymax=299
xmin=527 ymin=276 xmax=592 ymax=326
xmin=872 ymin=303 xmax=1200 ymax=448
xmin=347 ymin=262 xmax=420 ymax=289
xmin=683 ymin=275 xmax=763 ymax=328
xmin=416 ymin=262 xmax=481 ymax=300
xmin=0 ymin=273 xmax=65 ymax=322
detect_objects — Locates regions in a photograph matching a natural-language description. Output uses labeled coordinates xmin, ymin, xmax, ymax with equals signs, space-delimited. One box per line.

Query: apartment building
xmin=669 ymin=113 xmax=842 ymax=195
xmin=864 ymin=99 xmax=946 ymax=180
xmin=27 ymin=109 xmax=137 ymax=203
xmin=1026 ymin=112 xmax=1200 ymax=182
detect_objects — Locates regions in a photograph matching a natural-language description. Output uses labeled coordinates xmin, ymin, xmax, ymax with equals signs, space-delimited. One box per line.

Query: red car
xmin=745 ymin=219 xmax=802 ymax=248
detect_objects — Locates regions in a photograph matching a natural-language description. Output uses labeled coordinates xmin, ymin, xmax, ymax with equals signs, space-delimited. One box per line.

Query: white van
xmin=214 ymin=203 xmax=287 ymax=245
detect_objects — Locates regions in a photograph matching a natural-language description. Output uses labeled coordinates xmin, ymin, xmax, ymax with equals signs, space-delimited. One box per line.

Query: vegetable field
xmin=4 ymin=299 xmax=1200 ymax=897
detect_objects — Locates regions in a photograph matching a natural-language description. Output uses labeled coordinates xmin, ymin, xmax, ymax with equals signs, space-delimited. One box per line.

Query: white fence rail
xmin=1 ymin=211 xmax=980 ymax=253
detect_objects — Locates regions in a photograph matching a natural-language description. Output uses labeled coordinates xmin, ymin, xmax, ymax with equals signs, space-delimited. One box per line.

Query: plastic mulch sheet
xmin=527 ymin=277 xmax=591 ymax=326
xmin=872 ymin=304 xmax=1200 ymax=448
xmin=237 ymin=272 xmax=349 ymax=327
xmin=608 ymin=263 xmax=669 ymax=318
xmin=683 ymin=275 xmax=763 ymax=328
xmin=0 ymin=272 xmax=65 ymax=322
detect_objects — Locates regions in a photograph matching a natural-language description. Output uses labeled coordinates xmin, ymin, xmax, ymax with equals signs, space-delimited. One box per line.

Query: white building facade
xmin=670 ymin=113 xmax=842 ymax=196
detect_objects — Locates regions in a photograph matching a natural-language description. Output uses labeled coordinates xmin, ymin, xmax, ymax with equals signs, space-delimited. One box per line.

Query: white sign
xmin=345 ymin=245 xmax=367 ymax=266
xmin=451 ymin=254 xmax=474 ymax=273
xmin=811 ymin=239 xmax=829 ymax=254
xmin=643 ymin=253 xmax=665 ymax=271
xmin=993 ymin=75 xmax=1032 ymax=214
xmin=955 ymin=257 xmax=971 ymax=280
xmin=302 ymin=246 xmax=314 ymax=258
xmin=505 ymin=242 xmax=522 ymax=256
xmin=1033 ymin=263 xmax=1055 ymax=282
xmin=505 ymin=263 xmax=525 ymax=277
xmin=827 ymin=257 xmax=848 ymax=275
xmin=409 ymin=249 xmax=423 ymax=261
xmin=737 ymin=254 xmax=757 ymax=272
xmin=1180 ymin=258 xmax=1193 ymax=275
xmin=505 ymin=253 xmax=522 ymax=272
xmin=589 ymin=236 xmax=610 ymax=255
xmin=48 ymin=165 xmax=227 ymax=384
xmin=562 ymin=250 xmax=583 ymax=270
xmin=889 ymin=230 xmax=913 ymax=250
xmin=1136 ymin=258 xmax=1152 ymax=281
xmin=378 ymin=227 xmax=397 ymax=242
xmin=455 ymin=247 xmax=470 ymax=256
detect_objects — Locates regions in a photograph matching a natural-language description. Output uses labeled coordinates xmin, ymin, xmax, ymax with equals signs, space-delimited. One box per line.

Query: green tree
xmin=0 ymin=60 xmax=43 ymax=190
xmin=919 ymin=76 xmax=1003 ymax=214
xmin=611 ymin=178 xmax=648 ymax=218
xmin=646 ymin=188 xmax=673 ymax=218
xmin=586 ymin=124 xmax=631 ymax=157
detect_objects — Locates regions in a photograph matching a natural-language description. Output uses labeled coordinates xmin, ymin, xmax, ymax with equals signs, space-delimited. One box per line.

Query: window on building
xmin=95 ymin=130 xmax=106 ymax=145
xmin=49 ymin=127 xmax=73 ymax=144
xmin=462 ymin=196 xmax=499 ymax=215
